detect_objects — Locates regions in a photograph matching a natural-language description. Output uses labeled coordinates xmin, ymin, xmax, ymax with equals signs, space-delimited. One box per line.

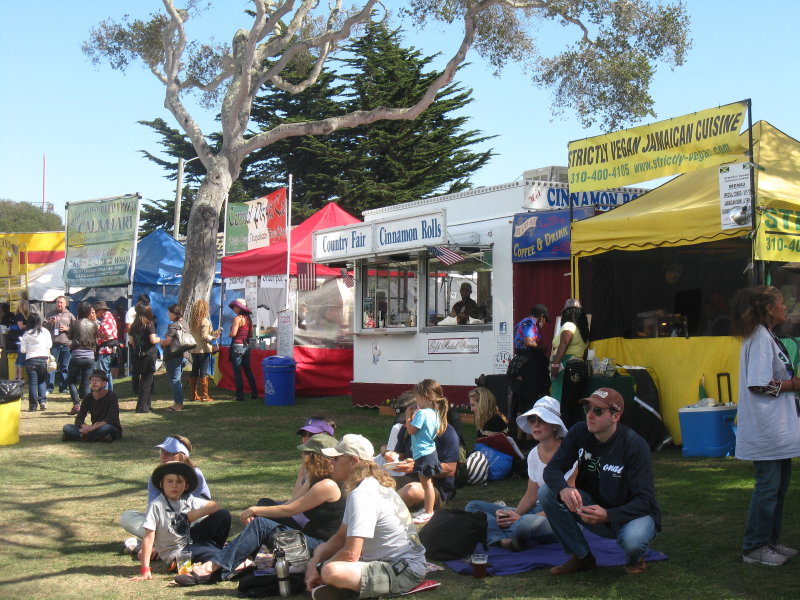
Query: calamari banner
xmin=63 ymin=194 xmax=140 ymax=287
xmin=568 ymin=101 xmax=748 ymax=192
xmin=224 ymin=188 xmax=287 ymax=255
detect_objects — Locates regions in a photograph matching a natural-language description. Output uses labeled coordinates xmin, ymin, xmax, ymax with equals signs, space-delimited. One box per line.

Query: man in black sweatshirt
xmin=540 ymin=388 xmax=661 ymax=575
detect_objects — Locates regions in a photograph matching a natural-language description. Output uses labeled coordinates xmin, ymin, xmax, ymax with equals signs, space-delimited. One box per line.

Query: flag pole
xmin=285 ymin=175 xmax=292 ymax=310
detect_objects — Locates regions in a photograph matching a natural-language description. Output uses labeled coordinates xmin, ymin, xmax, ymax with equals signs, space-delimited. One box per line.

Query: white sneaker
xmin=743 ymin=545 xmax=788 ymax=566
xmin=123 ymin=536 xmax=139 ymax=555
xmin=772 ymin=543 xmax=798 ymax=557
xmin=412 ymin=512 xmax=433 ymax=524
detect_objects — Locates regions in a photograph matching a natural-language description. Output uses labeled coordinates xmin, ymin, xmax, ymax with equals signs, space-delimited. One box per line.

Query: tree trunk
xmin=177 ymin=164 xmax=232 ymax=314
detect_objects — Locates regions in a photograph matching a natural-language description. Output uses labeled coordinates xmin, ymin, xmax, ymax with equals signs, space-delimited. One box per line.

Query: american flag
xmin=426 ymin=245 xmax=464 ymax=266
xmin=297 ymin=262 xmax=317 ymax=290
xmin=340 ymin=268 xmax=355 ymax=288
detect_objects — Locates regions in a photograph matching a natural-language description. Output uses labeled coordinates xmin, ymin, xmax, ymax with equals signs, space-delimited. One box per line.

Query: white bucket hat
xmin=516 ymin=396 xmax=568 ymax=438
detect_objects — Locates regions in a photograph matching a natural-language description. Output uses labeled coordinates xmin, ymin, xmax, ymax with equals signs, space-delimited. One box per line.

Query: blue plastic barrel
xmin=261 ymin=355 xmax=296 ymax=406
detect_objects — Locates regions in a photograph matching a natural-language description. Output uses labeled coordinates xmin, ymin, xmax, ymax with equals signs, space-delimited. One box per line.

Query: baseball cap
xmin=155 ymin=436 xmax=190 ymax=456
xmin=297 ymin=433 xmax=339 ymax=454
xmin=296 ymin=418 xmax=335 ymax=437
xmin=320 ymin=434 xmax=374 ymax=461
xmin=580 ymin=387 xmax=625 ymax=415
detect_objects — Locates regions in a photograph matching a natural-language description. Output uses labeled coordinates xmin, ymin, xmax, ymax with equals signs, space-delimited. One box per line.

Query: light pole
xmin=174 ymin=156 xmax=201 ymax=238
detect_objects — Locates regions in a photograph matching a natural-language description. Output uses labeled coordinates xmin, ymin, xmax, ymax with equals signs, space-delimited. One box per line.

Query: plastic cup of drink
xmin=178 ymin=550 xmax=192 ymax=575
xmin=470 ymin=553 xmax=488 ymax=579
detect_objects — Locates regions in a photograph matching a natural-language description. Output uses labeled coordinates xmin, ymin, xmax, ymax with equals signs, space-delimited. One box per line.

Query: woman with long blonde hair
xmin=468 ymin=386 xmax=509 ymax=436
xmin=189 ymin=299 xmax=220 ymax=403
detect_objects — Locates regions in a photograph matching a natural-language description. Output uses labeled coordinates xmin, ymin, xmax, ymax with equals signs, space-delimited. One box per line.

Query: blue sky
xmin=1 ymin=1 xmax=799 ymax=220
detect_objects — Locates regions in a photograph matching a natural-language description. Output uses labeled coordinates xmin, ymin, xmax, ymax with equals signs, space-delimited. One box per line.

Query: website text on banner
xmin=224 ymin=188 xmax=287 ymax=255
xmin=567 ymin=101 xmax=749 ymax=192
xmin=63 ymin=194 xmax=140 ymax=288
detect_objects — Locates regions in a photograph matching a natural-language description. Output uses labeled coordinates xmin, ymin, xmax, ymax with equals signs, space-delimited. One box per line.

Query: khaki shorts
xmin=359 ymin=560 xmax=424 ymax=598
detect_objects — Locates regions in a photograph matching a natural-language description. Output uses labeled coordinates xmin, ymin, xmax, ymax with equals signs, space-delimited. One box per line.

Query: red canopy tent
xmin=218 ymin=202 xmax=360 ymax=397
xmin=222 ymin=202 xmax=359 ymax=277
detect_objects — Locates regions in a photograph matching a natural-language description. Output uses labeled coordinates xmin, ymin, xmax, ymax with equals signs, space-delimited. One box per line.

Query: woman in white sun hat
xmin=465 ymin=396 xmax=576 ymax=551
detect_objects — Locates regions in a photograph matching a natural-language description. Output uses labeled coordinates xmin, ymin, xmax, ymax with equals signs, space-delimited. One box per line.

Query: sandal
xmin=174 ymin=568 xmax=222 ymax=586
xmin=164 ymin=405 xmax=183 ymax=412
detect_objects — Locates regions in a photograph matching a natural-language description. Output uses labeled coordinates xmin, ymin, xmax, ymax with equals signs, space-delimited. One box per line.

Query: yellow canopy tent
xmin=571 ymin=121 xmax=800 ymax=442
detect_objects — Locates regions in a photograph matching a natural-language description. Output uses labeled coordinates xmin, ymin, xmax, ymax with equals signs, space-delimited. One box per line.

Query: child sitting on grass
xmin=130 ymin=462 xmax=230 ymax=581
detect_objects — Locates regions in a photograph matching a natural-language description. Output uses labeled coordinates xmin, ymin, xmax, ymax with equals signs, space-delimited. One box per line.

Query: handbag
xmin=170 ymin=325 xmax=197 ymax=354
xmin=268 ymin=526 xmax=310 ymax=569
xmin=47 ymin=355 xmax=58 ymax=373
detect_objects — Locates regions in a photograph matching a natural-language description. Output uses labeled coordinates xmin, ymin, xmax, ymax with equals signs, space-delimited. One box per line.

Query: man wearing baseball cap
xmin=305 ymin=434 xmax=426 ymax=600
xmin=540 ymin=388 xmax=661 ymax=575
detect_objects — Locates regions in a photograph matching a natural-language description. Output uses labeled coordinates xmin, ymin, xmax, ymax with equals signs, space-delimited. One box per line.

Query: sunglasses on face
xmin=526 ymin=415 xmax=545 ymax=425
xmin=583 ymin=405 xmax=617 ymax=417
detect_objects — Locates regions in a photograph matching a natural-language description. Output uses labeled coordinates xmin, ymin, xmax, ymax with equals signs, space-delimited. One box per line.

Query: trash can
xmin=261 ymin=355 xmax=296 ymax=406
xmin=0 ymin=380 xmax=24 ymax=446
xmin=678 ymin=405 xmax=737 ymax=457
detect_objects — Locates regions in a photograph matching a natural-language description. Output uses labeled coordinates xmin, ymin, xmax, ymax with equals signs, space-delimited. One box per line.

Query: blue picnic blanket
xmin=443 ymin=530 xmax=668 ymax=576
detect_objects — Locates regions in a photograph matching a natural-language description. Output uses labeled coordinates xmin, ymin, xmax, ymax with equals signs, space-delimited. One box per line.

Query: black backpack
xmin=418 ymin=509 xmax=488 ymax=560
xmin=236 ymin=567 xmax=305 ymax=598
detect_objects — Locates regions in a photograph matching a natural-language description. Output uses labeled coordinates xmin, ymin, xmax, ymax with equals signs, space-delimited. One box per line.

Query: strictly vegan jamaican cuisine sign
xmin=64 ymin=194 xmax=140 ymax=287
xmin=568 ymin=101 xmax=748 ymax=192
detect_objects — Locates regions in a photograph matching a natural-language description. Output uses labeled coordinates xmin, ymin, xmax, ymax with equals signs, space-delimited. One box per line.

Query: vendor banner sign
xmin=63 ymin=194 xmax=140 ymax=287
xmin=225 ymin=188 xmax=287 ymax=255
xmin=568 ymin=101 xmax=748 ymax=192
xmin=754 ymin=203 xmax=800 ymax=261
xmin=512 ymin=208 xmax=593 ymax=262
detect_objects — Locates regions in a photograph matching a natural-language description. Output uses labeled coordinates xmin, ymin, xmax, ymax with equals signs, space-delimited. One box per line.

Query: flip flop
xmin=164 ymin=405 xmax=183 ymax=412
xmin=174 ymin=569 xmax=222 ymax=586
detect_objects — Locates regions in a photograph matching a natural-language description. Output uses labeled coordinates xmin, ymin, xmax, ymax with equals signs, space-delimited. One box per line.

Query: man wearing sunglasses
xmin=540 ymin=388 xmax=661 ymax=576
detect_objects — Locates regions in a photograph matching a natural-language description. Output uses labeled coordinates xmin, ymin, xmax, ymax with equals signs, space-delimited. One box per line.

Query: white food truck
xmin=312 ymin=167 xmax=646 ymax=406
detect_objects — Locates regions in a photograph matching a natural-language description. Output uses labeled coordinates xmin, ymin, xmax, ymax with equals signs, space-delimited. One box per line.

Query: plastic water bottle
xmin=274 ymin=548 xmax=290 ymax=597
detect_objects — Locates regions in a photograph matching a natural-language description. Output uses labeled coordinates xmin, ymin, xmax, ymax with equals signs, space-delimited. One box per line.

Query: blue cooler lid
xmin=261 ymin=355 xmax=296 ymax=367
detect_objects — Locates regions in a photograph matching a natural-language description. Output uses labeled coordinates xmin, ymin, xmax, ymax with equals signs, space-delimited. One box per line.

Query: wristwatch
xmin=316 ymin=561 xmax=324 ymax=575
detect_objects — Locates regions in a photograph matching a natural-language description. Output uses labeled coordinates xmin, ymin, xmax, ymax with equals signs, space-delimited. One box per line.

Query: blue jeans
xmin=539 ymin=483 xmax=656 ymax=566
xmin=25 ymin=357 xmax=48 ymax=410
xmin=165 ymin=356 xmax=187 ymax=405
xmin=743 ymin=459 xmax=792 ymax=553
xmin=62 ymin=423 xmax=122 ymax=442
xmin=95 ymin=353 xmax=114 ymax=391
xmin=230 ymin=343 xmax=258 ymax=400
xmin=465 ymin=499 xmax=555 ymax=545
xmin=67 ymin=355 xmax=95 ymax=405
xmin=191 ymin=353 xmax=211 ymax=378
xmin=49 ymin=343 xmax=72 ymax=391
xmin=213 ymin=516 xmax=322 ymax=579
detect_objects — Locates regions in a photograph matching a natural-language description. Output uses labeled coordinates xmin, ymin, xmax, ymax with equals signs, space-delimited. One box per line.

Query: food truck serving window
xmin=425 ymin=247 xmax=492 ymax=329
xmin=360 ymin=258 xmax=418 ymax=329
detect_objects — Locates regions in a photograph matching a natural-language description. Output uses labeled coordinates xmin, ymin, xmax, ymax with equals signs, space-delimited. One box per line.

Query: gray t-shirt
xmin=343 ymin=477 xmax=426 ymax=575
xmin=736 ymin=324 xmax=800 ymax=461
xmin=142 ymin=494 xmax=207 ymax=563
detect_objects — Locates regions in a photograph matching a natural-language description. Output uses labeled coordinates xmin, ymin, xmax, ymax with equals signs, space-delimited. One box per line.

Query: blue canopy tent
xmin=70 ymin=229 xmax=222 ymax=336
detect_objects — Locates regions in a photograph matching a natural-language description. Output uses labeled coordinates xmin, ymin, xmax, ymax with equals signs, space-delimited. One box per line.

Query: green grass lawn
xmin=0 ymin=372 xmax=798 ymax=599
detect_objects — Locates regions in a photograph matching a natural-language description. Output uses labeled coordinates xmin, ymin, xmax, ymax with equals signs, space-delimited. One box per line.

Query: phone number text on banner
xmin=755 ymin=206 xmax=800 ymax=261
xmin=567 ymin=102 xmax=748 ymax=192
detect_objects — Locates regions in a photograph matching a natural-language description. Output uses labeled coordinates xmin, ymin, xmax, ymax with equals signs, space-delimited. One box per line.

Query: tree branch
xmin=236 ymin=0 xmax=500 ymax=159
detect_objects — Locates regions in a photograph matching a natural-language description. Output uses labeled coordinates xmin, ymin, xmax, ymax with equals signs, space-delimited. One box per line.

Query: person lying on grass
xmin=130 ymin=462 xmax=230 ymax=581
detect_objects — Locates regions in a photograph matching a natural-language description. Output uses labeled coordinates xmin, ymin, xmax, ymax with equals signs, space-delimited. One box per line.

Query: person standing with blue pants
xmin=45 ymin=295 xmax=75 ymax=393
xmin=162 ymin=304 xmax=190 ymax=412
